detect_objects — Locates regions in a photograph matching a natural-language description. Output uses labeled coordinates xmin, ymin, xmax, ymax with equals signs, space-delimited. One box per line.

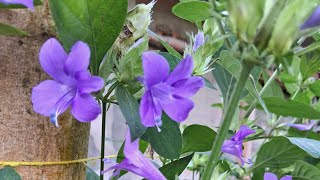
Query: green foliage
xmin=160 ymin=154 xmax=194 ymax=179
xmin=252 ymin=137 xmax=307 ymax=179
xmin=49 ymin=0 xmax=128 ymax=75
xmin=0 ymin=166 xmax=22 ymax=180
xmin=142 ymin=114 xmax=182 ymax=159
xmin=116 ymin=85 xmax=147 ymax=140
xmin=172 ymin=1 xmax=211 ymax=23
xmin=263 ymin=97 xmax=320 ymax=119
xmin=149 ymin=31 xmax=182 ymax=59
xmin=158 ymin=52 xmax=181 ymax=71
xmin=0 ymin=23 xmax=28 ymax=36
xmin=287 ymin=137 xmax=320 ymax=159
xmin=182 ymin=124 xmax=216 ymax=153
xmin=292 ymin=161 xmax=320 ymax=180
xmin=86 ymin=167 xmax=99 ymax=180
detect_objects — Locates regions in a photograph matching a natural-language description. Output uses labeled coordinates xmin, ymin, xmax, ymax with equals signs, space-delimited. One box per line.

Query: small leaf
xmin=158 ymin=52 xmax=181 ymax=71
xmin=263 ymin=97 xmax=320 ymax=119
xmin=160 ymin=154 xmax=194 ymax=179
xmin=0 ymin=23 xmax=28 ymax=36
xmin=0 ymin=166 xmax=22 ymax=180
xmin=286 ymin=137 xmax=320 ymax=158
xmin=142 ymin=114 xmax=182 ymax=159
xmin=116 ymin=85 xmax=147 ymax=140
xmin=49 ymin=0 xmax=128 ymax=74
xmin=204 ymin=77 xmax=217 ymax=90
xmin=292 ymin=161 xmax=320 ymax=180
xmin=86 ymin=166 xmax=99 ymax=180
xmin=182 ymin=124 xmax=216 ymax=153
xmin=309 ymin=80 xmax=320 ymax=97
xmin=149 ymin=31 xmax=182 ymax=59
xmin=172 ymin=1 xmax=211 ymax=22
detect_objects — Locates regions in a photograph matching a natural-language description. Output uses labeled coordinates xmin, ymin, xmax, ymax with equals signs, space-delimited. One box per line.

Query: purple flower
xmin=0 ymin=0 xmax=34 ymax=10
xmin=139 ymin=52 xmax=204 ymax=130
xmin=301 ymin=6 xmax=320 ymax=29
xmin=286 ymin=120 xmax=317 ymax=131
xmin=31 ymin=38 xmax=104 ymax=127
xmin=221 ymin=125 xmax=255 ymax=165
xmin=264 ymin=172 xmax=292 ymax=180
xmin=102 ymin=129 xmax=166 ymax=180
xmin=193 ymin=31 xmax=205 ymax=51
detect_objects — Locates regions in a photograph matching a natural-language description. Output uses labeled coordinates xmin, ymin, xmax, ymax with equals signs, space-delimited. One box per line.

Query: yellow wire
xmin=0 ymin=155 xmax=118 ymax=167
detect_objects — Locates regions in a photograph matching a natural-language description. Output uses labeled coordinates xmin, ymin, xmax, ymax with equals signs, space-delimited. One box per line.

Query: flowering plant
xmin=2 ymin=0 xmax=320 ymax=179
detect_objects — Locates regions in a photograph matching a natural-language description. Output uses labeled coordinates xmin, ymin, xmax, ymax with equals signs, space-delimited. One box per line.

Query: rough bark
xmin=0 ymin=2 xmax=90 ymax=180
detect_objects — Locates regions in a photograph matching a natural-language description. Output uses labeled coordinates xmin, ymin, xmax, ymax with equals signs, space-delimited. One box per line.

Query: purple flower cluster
xmin=0 ymin=0 xmax=33 ymax=10
xmin=221 ymin=125 xmax=255 ymax=165
xmin=193 ymin=32 xmax=205 ymax=51
xmin=301 ymin=6 xmax=320 ymax=29
xmin=32 ymin=38 xmax=104 ymax=127
xmin=139 ymin=51 xmax=204 ymax=130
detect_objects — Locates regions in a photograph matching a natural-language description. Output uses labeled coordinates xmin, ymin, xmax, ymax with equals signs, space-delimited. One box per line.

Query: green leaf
xmin=0 ymin=0 xmax=42 ymax=8
xmin=182 ymin=124 xmax=216 ymax=153
xmin=160 ymin=154 xmax=194 ymax=179
xmin=172 ymin=1 xmax=211 ymax=22
xmin=204 ymin=77 xmax=217 ymax=90
xmin=0 ymin=23 xmax=28 ymax=36
xmin=142 ymin=114 xmax=182 ymax=159
xmin=252 ymin=137 xmax=306 ymax=175
xmin=0 ymin=166 xmax=22 ymax=180
xmin=149 ymin=31 xmax=182 ymax=59
xmin=292 ymin=161 xmax=320 ymax=180
xmin=86 ymin=166 xmax=99 ymax=180
xmin=116 ymin=85 xmax=147 ymax=140
xmin=49 ymin=0 xmax=128 ymax=75
xmin=286 ymin=137 xmax=320 ymax=158
xmin=261 ymin=71 xmax=283 ymax=98
xmin=309 ymin=80 xmax=320 ymax=97
xmin=288 ymin=128 xmax=320 ymax=141
xmin=300 ymin=52 xmax=320 ymax=80
xmin=158 ymin=52 xmax=181 ymax=71
xmin=263 ymin=97 xmax=320 ymax=119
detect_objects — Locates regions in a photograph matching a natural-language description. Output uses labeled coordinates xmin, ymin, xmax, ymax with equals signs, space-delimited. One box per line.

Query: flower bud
xmin=227 ymin=0 xmax=265 ymax=42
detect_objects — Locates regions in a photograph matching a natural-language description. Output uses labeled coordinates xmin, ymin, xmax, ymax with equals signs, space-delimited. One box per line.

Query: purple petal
xmin=161 ymin=97 xmax=194 ymax=122
xmin=264 ymin=172 xmax=278 ymax=180
xmin=286 ymin=120 xmax=317 ymax=131
xmin=165 ymin=55 xmax=194 ymax=85
xmin=150 ymin=82 xmax=173 ymax=104
xmin=142 ymin=51 xmax=170 ymax=88
xmin=301 ymin=6 xmax=320 ymax=29
xmin=71 ymin=94 xmax=101 ymax=122
xmin=193 ymin=32 xmax=205 ymax=51
xmin=0 ymin=0 xmax=34 ymax=10
xmin=39 ymin=38 xmax=70 ymax=83
xmin=123 ymin=130 xmax=144 ymax=168
xmin=31 ymin=80 xmax=72 ymax=116
xmin=75 ymin=71 xmax=104 ymax=94
xmin=139 ymin=90 xmax=162 ymax=127
xmin=231 ymin=125 xmax=255 ymax=141
xmin=280 ymin=175 xmax=292 ymax=180
xmin=221 ymin=140 xmax=243 ymax=165
xmin=172 ymin=76 xmax=204 ymax=98
xmin=64 ymin=41 xmax=90 ymax=77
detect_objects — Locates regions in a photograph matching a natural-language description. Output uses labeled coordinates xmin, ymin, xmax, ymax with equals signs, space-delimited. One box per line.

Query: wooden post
xmin=0 ymin=2 xmax=90 ymax=179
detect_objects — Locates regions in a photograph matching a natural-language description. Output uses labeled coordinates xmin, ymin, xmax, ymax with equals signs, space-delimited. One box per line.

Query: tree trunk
xmin=0 ymin=2 xmax=90 ymax=179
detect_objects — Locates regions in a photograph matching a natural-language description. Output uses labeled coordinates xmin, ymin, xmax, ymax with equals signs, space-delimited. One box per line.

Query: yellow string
xmin=0 ymin=155 xmax=118 ymax=167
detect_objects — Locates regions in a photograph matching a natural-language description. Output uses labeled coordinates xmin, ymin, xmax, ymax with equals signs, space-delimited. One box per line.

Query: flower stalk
xmin=100 ymin=102 xmax=107 ymax=180
xmin=201 ymin=61 xmax=253 ymax=179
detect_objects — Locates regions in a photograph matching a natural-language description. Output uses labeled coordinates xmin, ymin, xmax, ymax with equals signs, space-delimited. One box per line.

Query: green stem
xmin=296 ymin=41 xmax=320 ymax=56
xmin=100 ymin=102 xmax=107 ymax=180
xmin=209 ymin=0 xmax=232 ymax=49
xmin=243 ymin=65 xmax=282 ymax=119
xmin=201 ymin=62 xmax=253 ymax=180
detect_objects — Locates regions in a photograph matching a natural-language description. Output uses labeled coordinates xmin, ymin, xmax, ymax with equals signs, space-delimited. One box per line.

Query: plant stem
xmin=100 ymin=102 xmax=107 ymax=180
xmin=209 ymin=0 xmax=232 ymax=49
xmin=201 ymin=62 xmax=253 ymax=180
xmin=243 ymin=65 xmax=282 ymax=119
